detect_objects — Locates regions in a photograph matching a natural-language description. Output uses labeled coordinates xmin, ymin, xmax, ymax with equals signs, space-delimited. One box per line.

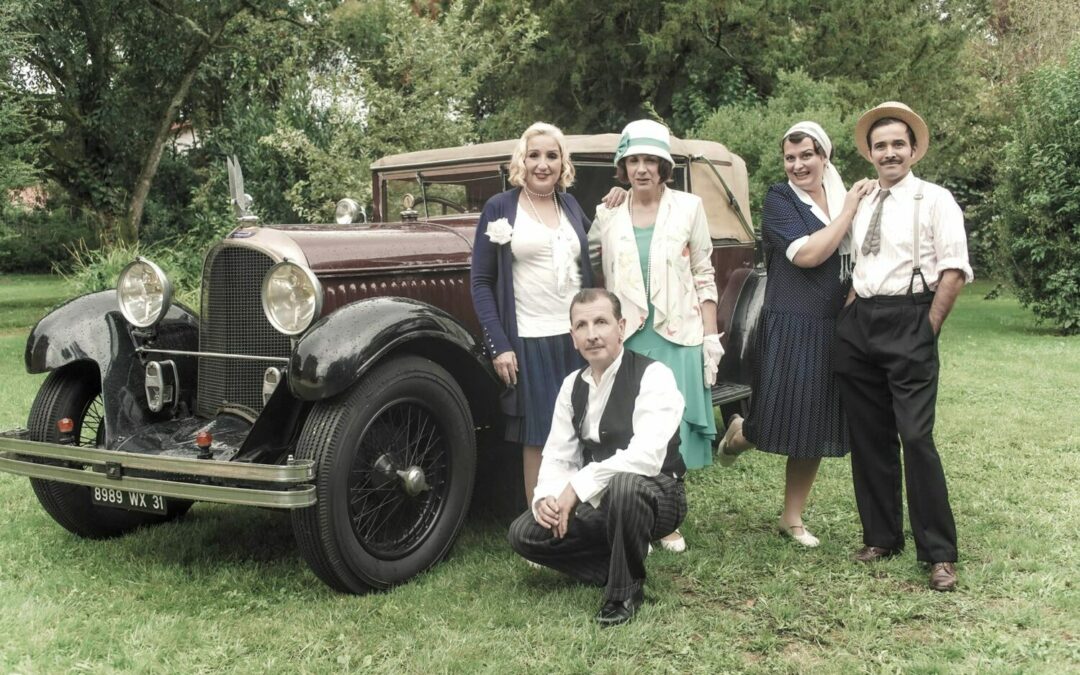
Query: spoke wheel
xmin=292 ymin=356 xmax=476 ymax=593
xmin=348 ymin=401 xmax=449 ymax=559
xmin=27 ymin=365 xmax=190 ymax=539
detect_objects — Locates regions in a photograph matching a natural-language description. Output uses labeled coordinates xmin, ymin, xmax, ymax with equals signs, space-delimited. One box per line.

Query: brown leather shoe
xmin=929 ymin=562 xmax=957 ymax=591
xmin=852 ymin=546 xmax=899 ymax=563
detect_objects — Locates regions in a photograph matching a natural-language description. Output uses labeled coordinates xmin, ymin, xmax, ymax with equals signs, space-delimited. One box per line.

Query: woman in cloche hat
xmin=590 ymin=119 xmax=722 ymax=553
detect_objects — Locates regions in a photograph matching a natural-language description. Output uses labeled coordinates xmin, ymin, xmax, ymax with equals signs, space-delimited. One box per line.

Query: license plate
xmin=91 ymin=486 xmax=168 ymax=514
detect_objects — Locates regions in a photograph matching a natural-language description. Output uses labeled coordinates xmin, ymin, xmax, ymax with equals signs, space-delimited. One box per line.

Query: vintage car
xmin=0 ymin=134 xmax=763 ymax=593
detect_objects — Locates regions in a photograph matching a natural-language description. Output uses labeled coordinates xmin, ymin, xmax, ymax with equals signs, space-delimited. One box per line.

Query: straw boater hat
xmin=854 ymin=101 xmax=930 ymax=164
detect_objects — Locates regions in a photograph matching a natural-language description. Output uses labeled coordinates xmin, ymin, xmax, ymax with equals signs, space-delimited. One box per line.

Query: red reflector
xmin=57 ymin=418 xmax=75 ymax=434
xmin=195 ymin=431 xmax=213 ymax=449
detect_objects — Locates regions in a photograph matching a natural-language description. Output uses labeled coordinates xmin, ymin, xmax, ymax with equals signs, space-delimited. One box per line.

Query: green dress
xmin=624 ymin=224 xmax=717 ymax=469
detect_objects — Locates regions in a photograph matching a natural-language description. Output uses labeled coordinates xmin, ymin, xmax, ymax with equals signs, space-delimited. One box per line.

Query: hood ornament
xmin=226 ymin=155 xmax=259 ymax=225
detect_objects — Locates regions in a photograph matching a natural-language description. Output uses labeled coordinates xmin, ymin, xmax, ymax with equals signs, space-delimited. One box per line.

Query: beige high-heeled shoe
xmin=778 ymin=520 xmax=820 ymax=548
xmin=718 ymin=415 xmax=752 ymax=467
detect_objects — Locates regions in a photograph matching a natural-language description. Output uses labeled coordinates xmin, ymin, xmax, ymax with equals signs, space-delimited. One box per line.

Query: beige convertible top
xmin=372 ymin=134 xmax=753 ymax=241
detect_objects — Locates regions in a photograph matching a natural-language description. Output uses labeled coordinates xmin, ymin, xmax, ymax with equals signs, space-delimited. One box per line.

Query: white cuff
xmin=786 ymin=235 xmax=810 ymax=262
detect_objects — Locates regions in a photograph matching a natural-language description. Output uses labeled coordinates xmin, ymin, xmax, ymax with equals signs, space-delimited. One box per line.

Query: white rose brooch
xmin=485 ymin=217 xmax=513 ymax=245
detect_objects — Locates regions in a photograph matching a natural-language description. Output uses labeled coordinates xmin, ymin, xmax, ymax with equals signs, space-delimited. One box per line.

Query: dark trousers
xmin=833 ymin=293 xmax=957 ymax=563
xmin=508 ymin=472 xmax=686 ymax=601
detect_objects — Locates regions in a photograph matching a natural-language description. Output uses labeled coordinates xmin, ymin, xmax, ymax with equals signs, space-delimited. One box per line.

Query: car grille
xmin=196 ymin=245 xmax=292 ymax=417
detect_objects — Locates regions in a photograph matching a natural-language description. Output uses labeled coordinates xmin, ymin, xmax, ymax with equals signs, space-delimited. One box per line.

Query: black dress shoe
xmin=595 ymin=588 xmax=644 ymax=627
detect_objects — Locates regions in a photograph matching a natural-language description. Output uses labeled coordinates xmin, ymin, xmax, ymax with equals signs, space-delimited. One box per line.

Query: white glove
xmin=702 ymin=333 xmax=724 ymax=387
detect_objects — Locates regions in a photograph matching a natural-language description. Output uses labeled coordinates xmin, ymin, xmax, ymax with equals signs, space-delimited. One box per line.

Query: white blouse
xmin=511 ymin=206 xmax=582 ymax=337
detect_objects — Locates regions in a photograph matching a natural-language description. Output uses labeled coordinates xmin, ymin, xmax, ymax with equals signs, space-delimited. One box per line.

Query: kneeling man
xmin=508 ymin=288 xmax=687 ymax=626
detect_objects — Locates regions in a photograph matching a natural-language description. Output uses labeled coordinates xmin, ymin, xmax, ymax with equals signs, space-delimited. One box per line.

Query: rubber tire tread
xmin=291 ymin=355 xmax=475 ymax=594
xmin=27 ymin=366 xmax=188 ymax=539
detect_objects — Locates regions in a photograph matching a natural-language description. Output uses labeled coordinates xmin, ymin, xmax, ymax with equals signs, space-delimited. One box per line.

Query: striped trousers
xmin=508 ymin=472 xmax=686 ymax=602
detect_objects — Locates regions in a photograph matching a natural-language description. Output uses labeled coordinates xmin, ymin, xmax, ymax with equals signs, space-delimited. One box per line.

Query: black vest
xmin=570 ymin=350 xmax=687 ymax=480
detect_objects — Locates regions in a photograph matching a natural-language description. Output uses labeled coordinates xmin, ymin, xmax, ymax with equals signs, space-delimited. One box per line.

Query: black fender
xmin=289 ymin=297 xmax=499 ymax=422
xmin=716 ymin=267 xmax=766 ymax=387
xmin=24 ymin=290 xmax=200 ymax=446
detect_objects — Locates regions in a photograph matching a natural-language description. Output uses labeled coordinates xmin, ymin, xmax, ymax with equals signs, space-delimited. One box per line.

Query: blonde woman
xmin=471 ymin=122 xmax=594 ymax=506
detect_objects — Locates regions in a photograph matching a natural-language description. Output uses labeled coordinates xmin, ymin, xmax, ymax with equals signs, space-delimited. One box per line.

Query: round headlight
xmin=335 ymin=198 xmax=361 ymax=225
xmin=261 ymin=261 xmax=322 ymax=336
xmin=117 ymin=257 xmax=172 ymax=328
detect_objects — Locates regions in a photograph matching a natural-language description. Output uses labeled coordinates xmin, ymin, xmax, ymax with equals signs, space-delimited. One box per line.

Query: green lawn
xmin=0 ymin=276 xmax=1077 ymax=673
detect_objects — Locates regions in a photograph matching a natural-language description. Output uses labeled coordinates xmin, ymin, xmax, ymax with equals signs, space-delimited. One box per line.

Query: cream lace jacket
xmin=590 ymin=188 xmax=717 ymax=346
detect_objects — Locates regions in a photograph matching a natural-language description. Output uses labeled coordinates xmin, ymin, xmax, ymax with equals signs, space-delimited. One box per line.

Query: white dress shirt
xmin=851 ymin=172 xmax=974 ymax=296
xmin=531 ymin=349 xmax=684 ymax=515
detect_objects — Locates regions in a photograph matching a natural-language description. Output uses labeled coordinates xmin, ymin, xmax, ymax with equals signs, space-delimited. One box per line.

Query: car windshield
xmin=377 ymin=160 xmax=688 ymax=222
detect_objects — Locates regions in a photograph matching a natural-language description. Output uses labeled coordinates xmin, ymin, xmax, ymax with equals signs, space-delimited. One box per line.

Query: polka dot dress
xmin=742 ymin=183 xmax=851 ymax=459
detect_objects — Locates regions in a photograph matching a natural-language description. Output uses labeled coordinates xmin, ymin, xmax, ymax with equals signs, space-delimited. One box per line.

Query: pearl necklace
xmin=524 ymin=186 xmax=555 ymax=199
xmin=524 ymin=188 xmax=562 ymax=230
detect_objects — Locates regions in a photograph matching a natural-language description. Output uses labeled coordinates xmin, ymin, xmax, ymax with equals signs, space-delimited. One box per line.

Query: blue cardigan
xmin=470 ymin=187 xmax=594 ymax=359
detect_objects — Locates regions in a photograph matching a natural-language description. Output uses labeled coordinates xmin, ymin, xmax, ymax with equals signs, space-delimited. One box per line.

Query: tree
xmin=0 ymin=2 xmax=39 ymax=195
xmin=694 ymin=70 xmax=857 ymax=218
xmin=11 ymin=0 xmax=323 ymax=243
xmin=253 ymin=0 xmax=542 ymax=221
xmin=993 ymin=43 xmax=1080 ymax=334
xmin=465 ymin=0 xmax=982 ymax=138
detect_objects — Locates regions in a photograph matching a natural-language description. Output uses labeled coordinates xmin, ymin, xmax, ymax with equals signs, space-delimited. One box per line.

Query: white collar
xmin=581 ymin=347 xmax=625 ymax=388
xmin=875 ymin=171 xmax=918 ymax=197
xmin=788 ymin=181 xmax=830 ymax=225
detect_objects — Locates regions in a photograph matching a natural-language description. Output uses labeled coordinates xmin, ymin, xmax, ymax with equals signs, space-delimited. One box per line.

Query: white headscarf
xmin=783 ymin=121 xmax=852 ymax=279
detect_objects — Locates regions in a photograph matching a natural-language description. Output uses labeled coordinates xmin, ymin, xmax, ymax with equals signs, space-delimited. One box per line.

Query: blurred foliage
xmin=465 ymin=0 xmax=981 ymax=137
xmin=0 ymin=200 xmax=98 ymax=273
xmin=0 ymin=4 xmax=40 ymax=196
xmin=253 ymin=0 xmax=542 ymax=222
xmin=694 ymin=71 xmax=858 ymax=218
xmin=992 ymin=42 xmax=1080 ymax=334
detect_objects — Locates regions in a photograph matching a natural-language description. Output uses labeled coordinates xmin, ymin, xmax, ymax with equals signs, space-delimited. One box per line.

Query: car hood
xmin=225 ymin=220 xmax=475 ymax=276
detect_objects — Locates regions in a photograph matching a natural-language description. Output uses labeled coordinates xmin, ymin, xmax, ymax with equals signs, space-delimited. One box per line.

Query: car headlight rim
xmin=261 ymin=261 xmax=323 ymax=336
xmin=116 ymin=257 xmax=173 ymax=328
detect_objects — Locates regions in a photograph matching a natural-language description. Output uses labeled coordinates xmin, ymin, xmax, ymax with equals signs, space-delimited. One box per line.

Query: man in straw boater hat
xmin=833 ymin=102 xmax=973 ymax=591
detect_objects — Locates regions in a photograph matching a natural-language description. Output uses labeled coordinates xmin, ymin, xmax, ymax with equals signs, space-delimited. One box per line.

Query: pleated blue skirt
xmin=504 ymin=332 xmax=585 ymax=446
xmin=743 ymin=308 xmax=850 ymax=458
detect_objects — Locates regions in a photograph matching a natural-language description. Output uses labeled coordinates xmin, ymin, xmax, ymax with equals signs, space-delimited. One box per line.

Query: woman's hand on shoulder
xmin=845 ymin=178 xmax=876 ymax=208
xmin=601 ymin=187 xmax=627 ymax=209
xmin=493 ymin=350 xmax=518 ymax=387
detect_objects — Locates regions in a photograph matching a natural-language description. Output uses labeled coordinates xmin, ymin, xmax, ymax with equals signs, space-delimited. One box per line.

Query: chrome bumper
xmin=0 ymin=433 xmax=315 ymax=509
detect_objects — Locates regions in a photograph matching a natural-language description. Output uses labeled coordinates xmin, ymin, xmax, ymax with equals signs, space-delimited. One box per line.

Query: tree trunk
xmin=119 ymin=17 xmax=237 ymax=244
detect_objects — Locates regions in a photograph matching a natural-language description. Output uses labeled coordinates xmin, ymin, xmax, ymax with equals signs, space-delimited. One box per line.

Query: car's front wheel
xmin=27 ymin=365 xmax=191 ymax=538
xmin=291 ymin=355 xmax=476 ymax=593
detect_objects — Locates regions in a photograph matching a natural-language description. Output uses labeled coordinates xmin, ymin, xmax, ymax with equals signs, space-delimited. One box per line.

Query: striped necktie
xmin=860 ymin=189 xmax=890 ymax=256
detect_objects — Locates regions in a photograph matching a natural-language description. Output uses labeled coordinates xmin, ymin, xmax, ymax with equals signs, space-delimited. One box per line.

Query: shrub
xmin=0 ymin=203 xmax=98 ymax=273
xmin=61 ymin=216 xmax=231 ymax=310
xmin=693 ymin=70 xmax=861 ymax=220
xmin=993 ymin=44 xmax=1080 ymax=334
